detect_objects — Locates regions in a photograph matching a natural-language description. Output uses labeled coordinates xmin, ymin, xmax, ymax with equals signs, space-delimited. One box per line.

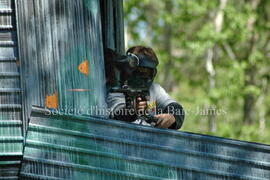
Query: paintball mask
xmin=113 ymin=52 xmax=158 ymax=88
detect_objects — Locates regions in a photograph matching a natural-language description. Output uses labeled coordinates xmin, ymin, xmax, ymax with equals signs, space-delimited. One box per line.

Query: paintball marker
xmin=110 ymin=52 xmax=159 ymax=125
xmin=110 ymin=85 xmax=158 ymax=125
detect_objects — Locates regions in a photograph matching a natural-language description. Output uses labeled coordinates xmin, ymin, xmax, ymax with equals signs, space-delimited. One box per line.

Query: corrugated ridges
xmin=17 ymin=0 xmax=109 ymax=178
xmin=0 ymin=0 xmax=16 ymax=31
xmin=0 ymin=0 xmax=23 ymax=179
xmin=16 ymin=0 xmax=107 ymax=136
xmin=20 ymin=106 xmax=270 ymax=179
xmin=0 ymin=88 xmax=21 ymax=93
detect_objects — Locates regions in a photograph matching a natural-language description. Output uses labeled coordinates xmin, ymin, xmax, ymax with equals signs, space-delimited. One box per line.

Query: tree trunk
xmin=206 ymin=0 xmax=227 ymax=132
xmin=243 ymin=93 xmax=255 ymax=124
xmin=162 ymin=0 xmax=173 ymax=91
xmin=243 ymin=0 xmax=260 ymax=124
xmin=243 ymin=65 xmax=256 ymax=124
xmin=255 ymin=78 xmax=267 ymax=132
xmin=206 ymin=47 xmax=216 ymax=132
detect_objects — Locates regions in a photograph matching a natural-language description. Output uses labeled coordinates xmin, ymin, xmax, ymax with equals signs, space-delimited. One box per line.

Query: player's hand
xmin=136 ymin=97 xmax=147 ymax=114
xmin=155 ymin=114 xmax=175 ymax=128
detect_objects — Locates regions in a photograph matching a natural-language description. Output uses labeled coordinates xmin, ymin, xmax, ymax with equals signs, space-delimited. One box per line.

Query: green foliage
xmin=124 ymin=0 xmax=270 ymax=144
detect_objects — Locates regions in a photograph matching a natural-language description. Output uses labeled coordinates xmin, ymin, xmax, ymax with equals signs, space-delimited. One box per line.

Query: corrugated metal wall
xmin=100 ymin=0 xmax=125 ymax=54
xmin=0 ymin=0 xmax=23 ymax=179
xmin=21 ymin=106 xmax=270 ymax=180
xmin=16 ymin=0 xmax=108 ymax=177
xmin=0 ymin=0 xmax=268 ymax=179
xmin=16 ymin=0 xmax=107 ymax=136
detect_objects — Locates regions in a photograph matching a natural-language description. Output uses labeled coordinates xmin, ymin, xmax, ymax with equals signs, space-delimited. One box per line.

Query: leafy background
xmin=124 ymin=0 xmax=270 ymax=144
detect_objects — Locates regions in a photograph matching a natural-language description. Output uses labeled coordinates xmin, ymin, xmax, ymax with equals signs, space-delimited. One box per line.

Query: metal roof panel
xmin=20 ymin=106 xmax=270 ymax=180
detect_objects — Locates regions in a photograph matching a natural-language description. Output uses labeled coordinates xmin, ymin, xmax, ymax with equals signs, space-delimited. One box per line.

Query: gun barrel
xmin=110 ymin=87 xmax=148 ymax=94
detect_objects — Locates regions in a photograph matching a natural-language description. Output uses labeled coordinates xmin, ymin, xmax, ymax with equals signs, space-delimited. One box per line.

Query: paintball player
xmin=106 ymin=46 xmax=184 ymax=129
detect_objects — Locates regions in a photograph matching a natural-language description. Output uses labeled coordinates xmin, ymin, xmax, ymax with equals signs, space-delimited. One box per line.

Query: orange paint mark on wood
xmin=45 ymin=92 xmax=58 ymax=109
xmin=78 ymin=60 xmax=89 ymax=76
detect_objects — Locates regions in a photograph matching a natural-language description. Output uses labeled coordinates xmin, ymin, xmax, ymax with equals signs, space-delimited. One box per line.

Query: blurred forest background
xmin=124 ymin=0 xmax=270 ymax=144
